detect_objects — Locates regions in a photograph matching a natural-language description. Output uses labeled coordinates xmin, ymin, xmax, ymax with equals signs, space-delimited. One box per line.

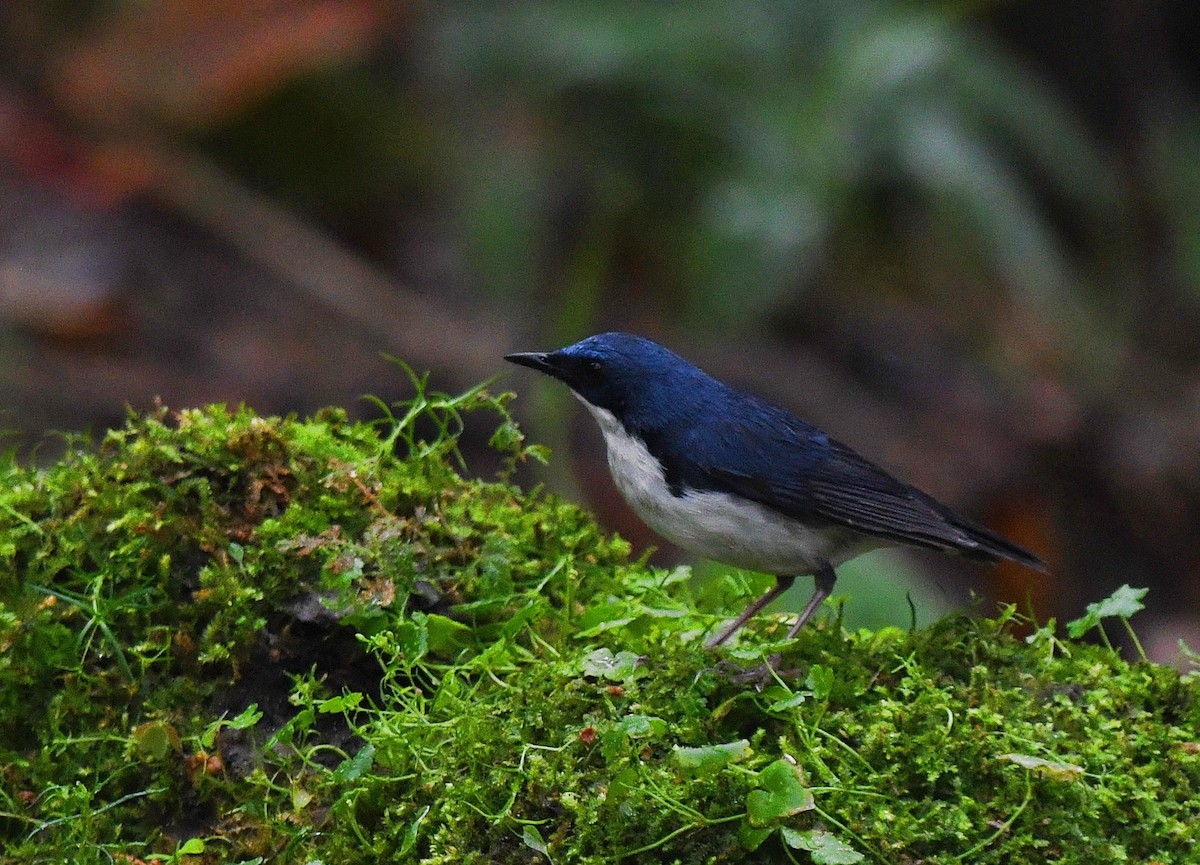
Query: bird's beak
xmin=504 ymin=351 xmax=557 ymax=376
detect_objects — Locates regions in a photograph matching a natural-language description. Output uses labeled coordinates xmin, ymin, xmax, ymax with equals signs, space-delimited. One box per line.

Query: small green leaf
xmin=522 ymin=825 xmax=553 ymax=861
xmin=581 ymin=648 xmax=643 ymax=680
xmin=574 ymin=616 xmax=638 ymax=637
xmin=746 ymin=758 xmax=814 ymax=826
xmin=738 ymin=821 xmax=774 ymax=851
xmin=200 ymin=703 xmax=262 ymax=748
xmin=768 ymin=691 xmax=808 ymax=712
xmin=425 ymin=614 xmax=473 ymax=653
xmin=319 ymin=692 xmax=363 ymax=714
xmin=399 ymin=805 xmax=431 ymax=856
xmin=806 ymin=664 xmax=834 ymax=701
xmin=131 ymin=720 xmax=180 ymax=760
xmin=331 ymin=743 xmax=376 ymax=782
xmin=616 ymin=714 xmax=666 ymax=738
xmin=227 ymin=703 xmax=263 ymax=730
xmin=292 ymin=785 xmax=313 ymax=810
xmin=1066 ymin=585 xmax=1148 ymax=638
xmin=488 ymin=420 xmax=523 ymax=454
xmin=660 ymin=565 xmax=692 ymax=586
xmin=781 ymin=827 xmax=864 ymax=863
xmin=268 ymin=708 xmax=315 ymax=748
xmin=177 ymin=837 xmax=205 ymax=855
xmin=625 ymin=565 xmax=691 ymax=593
xmin=672 ymin=739 xmax=752 ymax=774
xmin=394 ymin=615 xmax=429 ymax=660
xmin=998 ymin=752 xmax=1084 ymax=781
xmin=1092 ymin=584 xmax=1149 ymax=619
xmin=606 ymin=767 xmax=638 ymax=805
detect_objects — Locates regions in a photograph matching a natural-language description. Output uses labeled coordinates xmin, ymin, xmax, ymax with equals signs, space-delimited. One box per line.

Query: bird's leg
xmin=736 ymin=564 xmax=840 ymax=682
xmin=705 ymin=575 xmax=796 ymax=648
xmin=783 ymin=562 xmax=837 ymax=640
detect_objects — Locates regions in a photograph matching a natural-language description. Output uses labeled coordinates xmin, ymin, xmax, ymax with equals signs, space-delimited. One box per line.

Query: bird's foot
xmin=716 ymin=655 xmax=802 ymax=688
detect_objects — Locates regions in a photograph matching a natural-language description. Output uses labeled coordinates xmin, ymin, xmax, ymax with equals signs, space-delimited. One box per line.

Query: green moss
xmin=1 ymin=376 xmax=1197 ymax=864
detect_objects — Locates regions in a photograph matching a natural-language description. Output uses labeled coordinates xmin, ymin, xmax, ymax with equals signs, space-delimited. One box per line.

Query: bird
xmin=505 ymin=332 xmax=1045 ymax=648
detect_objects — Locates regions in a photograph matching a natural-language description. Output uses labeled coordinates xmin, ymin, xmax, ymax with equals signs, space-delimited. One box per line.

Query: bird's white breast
xmin=577 ymin=401 xmax=880 ymax=575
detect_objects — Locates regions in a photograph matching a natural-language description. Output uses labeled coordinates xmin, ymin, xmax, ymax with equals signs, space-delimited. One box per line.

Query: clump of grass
xmin=1 ymin=372 xmax=1197 ymax=864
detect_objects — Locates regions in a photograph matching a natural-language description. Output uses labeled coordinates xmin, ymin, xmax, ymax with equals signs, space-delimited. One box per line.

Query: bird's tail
xmin=949 ymin=512 xmax=1047 ymax=572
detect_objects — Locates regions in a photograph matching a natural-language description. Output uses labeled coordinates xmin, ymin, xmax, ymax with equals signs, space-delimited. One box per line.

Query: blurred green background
xmin=2 ymin=0 xmax=1198 ymax=659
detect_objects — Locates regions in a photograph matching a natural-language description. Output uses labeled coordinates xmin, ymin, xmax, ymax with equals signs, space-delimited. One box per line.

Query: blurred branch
xmin=152 ymin=149 xmax=512 ymax=382
xmin=4 ymin=0 xmax=512 ymax=384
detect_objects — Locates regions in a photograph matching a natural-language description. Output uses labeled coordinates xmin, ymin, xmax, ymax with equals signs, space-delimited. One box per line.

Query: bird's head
xmin=505 ymin=332 xmax=699 ymax=423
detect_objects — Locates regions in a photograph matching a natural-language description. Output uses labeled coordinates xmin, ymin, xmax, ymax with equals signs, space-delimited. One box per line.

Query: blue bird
xmin=506 ymin=332 xmax=1045 ymax=647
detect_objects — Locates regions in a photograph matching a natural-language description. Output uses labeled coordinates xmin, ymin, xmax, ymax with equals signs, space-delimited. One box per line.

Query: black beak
xmin=504 ymin=351 xmax=557 ymax=376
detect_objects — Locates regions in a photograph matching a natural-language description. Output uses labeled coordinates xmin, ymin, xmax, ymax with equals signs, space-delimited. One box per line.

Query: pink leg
xmin=782 ymin=564 xmax=837 ymax=639
xmin=706 ymin=575 xmax=796 ymax=648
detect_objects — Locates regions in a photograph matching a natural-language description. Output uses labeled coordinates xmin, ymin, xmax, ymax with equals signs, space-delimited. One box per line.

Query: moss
xmin=0 ymin=375 xmax=1197 ymax=864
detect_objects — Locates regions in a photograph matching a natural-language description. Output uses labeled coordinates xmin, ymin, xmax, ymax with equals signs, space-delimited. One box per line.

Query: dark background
xmin=2 ymin=1 xmax=1198 ymax=661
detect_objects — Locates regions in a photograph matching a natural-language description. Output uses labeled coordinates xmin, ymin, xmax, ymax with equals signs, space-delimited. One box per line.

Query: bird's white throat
xmin=575 ymin=398 xmax=880 ymax=575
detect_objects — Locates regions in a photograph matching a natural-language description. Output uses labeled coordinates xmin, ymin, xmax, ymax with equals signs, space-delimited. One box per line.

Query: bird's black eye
xmin=588 ymin=360 xmax=603 ymax=372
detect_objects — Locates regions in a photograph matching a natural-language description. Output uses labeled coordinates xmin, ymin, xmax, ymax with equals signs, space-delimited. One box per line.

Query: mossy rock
xmin=1 ymin=380 xmax=1197 ymax=864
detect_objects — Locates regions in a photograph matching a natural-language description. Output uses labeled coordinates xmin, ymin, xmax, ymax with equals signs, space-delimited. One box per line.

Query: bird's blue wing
xmin=662 ymin=402 xmax=1041 ymax=566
